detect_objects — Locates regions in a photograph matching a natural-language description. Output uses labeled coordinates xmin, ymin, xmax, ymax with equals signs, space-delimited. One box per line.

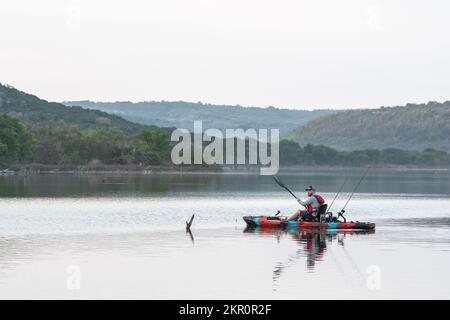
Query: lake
xmin=0 ymin=169 xmax=449 ymax=299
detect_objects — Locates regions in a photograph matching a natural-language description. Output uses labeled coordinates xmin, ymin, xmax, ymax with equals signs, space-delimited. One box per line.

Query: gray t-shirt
xmin=297 ymin=196 xmax=320 ymax=211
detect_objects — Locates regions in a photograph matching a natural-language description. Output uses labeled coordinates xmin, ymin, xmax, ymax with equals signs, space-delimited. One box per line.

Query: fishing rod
xmin=339 ymin=167 xmax=371 ymax=216
xmin=327 ymin=178 xmax=349 ymax=213
xmin=273 ymin=176 xmax=300 ymax=202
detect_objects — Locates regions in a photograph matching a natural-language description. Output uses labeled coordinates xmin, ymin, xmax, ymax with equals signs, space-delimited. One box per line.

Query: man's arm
xmin=297 ymin=197 xmax=313 ymax=207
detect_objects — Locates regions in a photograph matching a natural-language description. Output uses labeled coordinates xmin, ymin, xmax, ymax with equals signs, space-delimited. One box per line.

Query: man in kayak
xmin=287 ymin=186 xmax=325 ymax=221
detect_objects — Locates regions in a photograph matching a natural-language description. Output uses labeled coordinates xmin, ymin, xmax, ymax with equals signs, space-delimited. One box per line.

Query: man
xmin=287 ymin=186 xmax=325 ymax=221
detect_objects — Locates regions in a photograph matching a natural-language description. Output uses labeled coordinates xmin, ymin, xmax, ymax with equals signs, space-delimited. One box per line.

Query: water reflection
xmin=2 ymin=169 xmax=450 ymax=198
xmin=244 ymin=227 xmax=374 ymax=290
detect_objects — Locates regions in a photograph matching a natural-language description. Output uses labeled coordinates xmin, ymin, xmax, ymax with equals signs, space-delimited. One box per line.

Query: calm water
xmin=0 ymin=169 xmax=449 ymax=299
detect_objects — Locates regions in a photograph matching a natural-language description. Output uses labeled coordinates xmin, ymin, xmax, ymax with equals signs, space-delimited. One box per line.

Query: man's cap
xmin=305 ymin=186 xmax=315 ymax=191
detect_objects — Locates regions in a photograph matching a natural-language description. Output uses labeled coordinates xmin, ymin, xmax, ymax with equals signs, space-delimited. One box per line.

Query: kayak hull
xmin=243 ymin=216 xmax=375 ymax=230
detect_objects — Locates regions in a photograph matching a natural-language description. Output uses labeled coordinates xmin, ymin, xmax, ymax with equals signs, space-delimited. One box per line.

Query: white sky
xmin=1 ymin=0 xmax=449 ymax=109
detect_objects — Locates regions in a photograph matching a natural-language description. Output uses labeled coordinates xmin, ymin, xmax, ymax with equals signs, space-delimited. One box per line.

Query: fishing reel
xmin=321 ymin=212 xmax=333 ymax=223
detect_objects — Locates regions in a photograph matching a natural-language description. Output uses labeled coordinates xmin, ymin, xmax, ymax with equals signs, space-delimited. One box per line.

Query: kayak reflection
xmin=243 ymin=227 xmax=375 ymax=288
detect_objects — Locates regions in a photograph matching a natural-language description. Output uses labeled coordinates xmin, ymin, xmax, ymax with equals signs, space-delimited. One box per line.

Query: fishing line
xmin=340 ymin=166 xmax=371 ymax=213
xmin=327 ymin=177 xmax=349 ymax=213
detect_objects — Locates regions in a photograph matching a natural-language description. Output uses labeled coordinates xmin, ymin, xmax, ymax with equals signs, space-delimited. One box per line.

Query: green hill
xmin=63 ymin=100 xmax=335 ymax=133
xmin=0 ymin=84 xmax=145 ymax=133
xmin=291 ymin=101 xmax=450 ymax=151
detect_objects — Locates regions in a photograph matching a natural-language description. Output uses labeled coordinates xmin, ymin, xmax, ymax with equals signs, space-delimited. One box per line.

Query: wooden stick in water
xmin=186 ymin=214 xmax=195 ymax=231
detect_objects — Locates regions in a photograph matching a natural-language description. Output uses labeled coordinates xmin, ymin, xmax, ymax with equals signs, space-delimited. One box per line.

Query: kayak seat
xmin=301 ymin=204 xmax=328 ymax=222
xmin=316 ymin=204 xmax=328 ymax=221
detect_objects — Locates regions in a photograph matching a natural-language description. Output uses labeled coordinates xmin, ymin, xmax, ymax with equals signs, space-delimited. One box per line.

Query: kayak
xmin=244 ymin=226 xmax=375 ymax=236
xmin=243 ymin=216 xmax=375 ymax=230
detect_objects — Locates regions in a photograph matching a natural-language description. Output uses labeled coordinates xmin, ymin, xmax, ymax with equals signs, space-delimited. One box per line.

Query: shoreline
xmin=1 ymin=164 xmax=448 ymax=176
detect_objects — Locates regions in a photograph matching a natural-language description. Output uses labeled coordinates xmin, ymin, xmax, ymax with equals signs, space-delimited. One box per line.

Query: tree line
xmin=0 ymin=114 xmax=170 ymax=168
xmin=2 ymin=113 xmax=450 ymax=169
xmin=280 ymin=140 xmax=450 ymax=167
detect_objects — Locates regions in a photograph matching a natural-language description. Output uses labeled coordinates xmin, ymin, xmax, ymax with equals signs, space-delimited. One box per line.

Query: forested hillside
xmin=63 ymin=100 xmax=335 ymax=132
xmin=2 ymin=110 xmax=449 ymax=169
xmin=0 ymin=111 xmax=171 ymax=169
xmin=0 ymin=84 xmax=171 ymax=168
xmin=3 ymin=83 xmax=450 ymax=169
xmin=0 ymin=84 xmax=145 ymax=133
xmin=291 ymin=101 xmax=450 ymax=152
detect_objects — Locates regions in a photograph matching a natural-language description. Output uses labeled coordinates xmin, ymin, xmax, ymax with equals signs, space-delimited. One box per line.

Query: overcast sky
xmin=1 ymin=0 xmax=449 ymax=109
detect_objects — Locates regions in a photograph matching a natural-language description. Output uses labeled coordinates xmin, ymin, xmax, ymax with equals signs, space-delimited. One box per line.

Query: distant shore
xmin=1 ymin=164 xmax=448 ymax=176
xmin=1 ymin=164 xmax=222 ymax=176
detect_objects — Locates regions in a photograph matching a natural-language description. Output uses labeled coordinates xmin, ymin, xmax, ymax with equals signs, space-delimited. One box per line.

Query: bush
xmin=0 ymin=113 xmax=35 ymax=168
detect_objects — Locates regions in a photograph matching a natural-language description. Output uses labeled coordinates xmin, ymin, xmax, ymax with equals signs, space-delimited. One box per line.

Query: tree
xmin=0 ymin=141 xmax=7 ymax=168
xmin=280 ymin=140 xmax=303 ymax=165
xmin=32 ymin=126 xmax=84 ymax=165
xmin=81 ymin=129 xmax=132 ymax=164
xmin=134 ymin=128 xmax=170 ymax=165
xmin=0 ymin=114 xmax=34 ymax=168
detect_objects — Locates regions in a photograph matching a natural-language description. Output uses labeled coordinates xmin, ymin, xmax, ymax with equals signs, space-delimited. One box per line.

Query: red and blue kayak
xmin=243 ymin=216 xmax=375 ymax=230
